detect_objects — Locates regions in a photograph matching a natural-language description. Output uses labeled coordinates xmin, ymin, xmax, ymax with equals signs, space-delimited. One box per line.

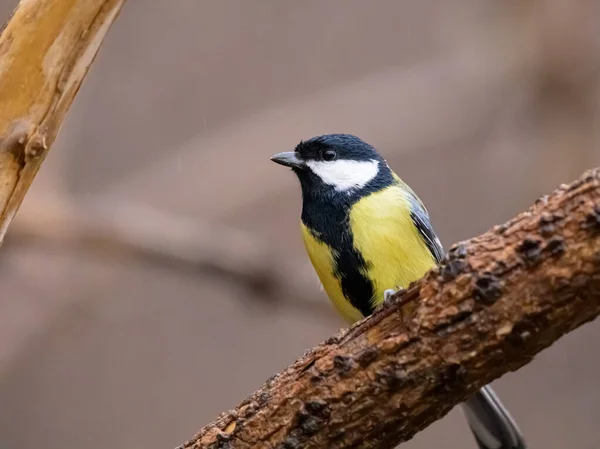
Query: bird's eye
xmin=321 ymin=149 xmax=337 ymax=161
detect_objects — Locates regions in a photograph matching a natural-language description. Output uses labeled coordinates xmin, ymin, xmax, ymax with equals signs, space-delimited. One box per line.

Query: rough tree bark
xmin=0 ymin=0 xmax=126 ymax=242
xmin=180 ymin=168 xmax=600 ymax=449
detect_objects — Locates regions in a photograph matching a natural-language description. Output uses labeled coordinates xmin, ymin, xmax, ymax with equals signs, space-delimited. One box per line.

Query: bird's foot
xmin=374 ymin=287 xmax=407 ymax=313
xmin=383 ymin=287 xmax=406 ymax=303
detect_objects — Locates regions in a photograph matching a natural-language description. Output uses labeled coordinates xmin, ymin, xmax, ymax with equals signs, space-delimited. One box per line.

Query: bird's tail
xmin=460 ymin=385 xmax=526 ymax=449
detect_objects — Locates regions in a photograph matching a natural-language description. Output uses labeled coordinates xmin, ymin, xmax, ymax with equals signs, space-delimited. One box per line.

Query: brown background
xmin=1 ymin=1 xmax=599 ymax=449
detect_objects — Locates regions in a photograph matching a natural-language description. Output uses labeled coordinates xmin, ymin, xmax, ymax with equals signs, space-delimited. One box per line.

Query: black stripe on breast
xmin=301 ymin=196 xmax=380 ymax=317
xmin=336 ymin=241 xmax=374 ymax=318
xmin=303 ymin=217 xmax=374 ymax=318
xmin=299 ymin=163 xmax=396 ymax=318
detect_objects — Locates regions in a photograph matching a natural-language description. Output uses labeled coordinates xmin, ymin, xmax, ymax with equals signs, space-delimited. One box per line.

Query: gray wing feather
xmin=406 ymin=192 xmax=445 ymax=263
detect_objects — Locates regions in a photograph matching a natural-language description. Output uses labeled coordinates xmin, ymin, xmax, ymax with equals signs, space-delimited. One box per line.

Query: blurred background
xmin=1 ymin=1 xmax=600 ymax=448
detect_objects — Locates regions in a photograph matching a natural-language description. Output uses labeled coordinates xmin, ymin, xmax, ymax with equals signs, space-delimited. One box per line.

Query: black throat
xmin=299 ymin=166 xmax=395 ymax=317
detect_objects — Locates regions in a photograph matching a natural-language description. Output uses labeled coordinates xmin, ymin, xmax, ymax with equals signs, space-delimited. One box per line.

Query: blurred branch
xmin=0 ymin=0 xmax=125 ymax=243
xmin=7 ymin=195 xmax=335 ymax=317
xmin=180 ymin=167 xmax=600 ymax=449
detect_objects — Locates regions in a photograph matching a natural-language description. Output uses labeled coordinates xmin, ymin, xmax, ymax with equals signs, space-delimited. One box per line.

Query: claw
xmin=383 ymin=289 xmax=398 ymax=303
xmin=384 ymin=287 xmax=406 ymax=303
xmin=374 ymin=287 xmax=407 ymax=313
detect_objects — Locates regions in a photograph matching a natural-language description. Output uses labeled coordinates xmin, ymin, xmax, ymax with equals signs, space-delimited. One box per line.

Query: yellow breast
xmin=301 ymin=184 xmax=437 ymax=325
xmin=349 ymin=185 xmax=437 ymax=307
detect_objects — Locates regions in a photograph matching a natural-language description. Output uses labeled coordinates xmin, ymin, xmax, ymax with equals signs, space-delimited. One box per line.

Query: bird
xmin=270 ymin=133 xmax=526 ymax=449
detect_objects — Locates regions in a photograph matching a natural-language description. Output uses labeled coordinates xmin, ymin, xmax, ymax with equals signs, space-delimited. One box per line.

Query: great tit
xmin=271 ymin=134 xmax=526 ymax=449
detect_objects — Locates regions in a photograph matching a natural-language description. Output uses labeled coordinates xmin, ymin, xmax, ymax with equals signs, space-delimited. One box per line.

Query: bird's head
xmin=270 ymin=134 xmax=392 ymax=197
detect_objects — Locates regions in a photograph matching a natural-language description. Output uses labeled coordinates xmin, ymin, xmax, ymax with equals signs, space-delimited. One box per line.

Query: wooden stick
xmin=0 ymin=0 xmax=126 ymax=242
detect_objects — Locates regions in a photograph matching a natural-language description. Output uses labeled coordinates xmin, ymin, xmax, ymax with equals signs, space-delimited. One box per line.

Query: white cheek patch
xmin=306 ymin=159 xmax=380 ymax=192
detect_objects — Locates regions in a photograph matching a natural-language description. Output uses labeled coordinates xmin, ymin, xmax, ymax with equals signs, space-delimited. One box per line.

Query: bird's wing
xmin=406 ymin=190 xmax=445 ymax=263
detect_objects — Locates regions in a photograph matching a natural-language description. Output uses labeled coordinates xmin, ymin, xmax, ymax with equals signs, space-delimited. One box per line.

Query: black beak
xmin=270 ymin=151 xmax=306 ymax=170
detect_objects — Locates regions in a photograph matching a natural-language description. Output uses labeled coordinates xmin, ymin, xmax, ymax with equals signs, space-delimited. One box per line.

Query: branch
xmin=6 ymin=195 xmax=333 ymax=316
xmin=0 ymin=0 xmax=126 ymax=243
xmin=180 ymin=167 xmax=600 ymax=449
